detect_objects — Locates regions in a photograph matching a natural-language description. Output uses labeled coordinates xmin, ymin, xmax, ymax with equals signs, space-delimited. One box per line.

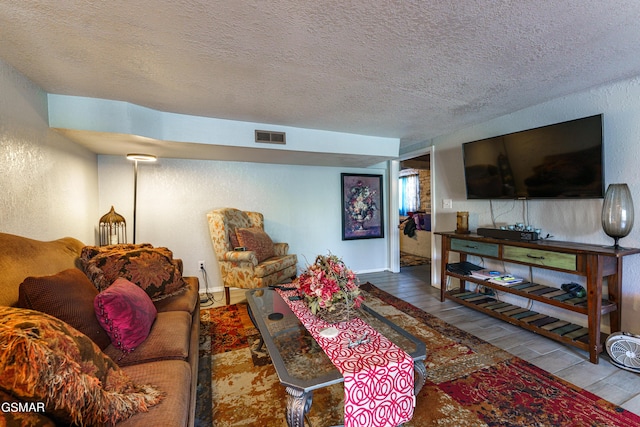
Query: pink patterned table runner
xmin=276 ymin=289 xmax=415 ymax=427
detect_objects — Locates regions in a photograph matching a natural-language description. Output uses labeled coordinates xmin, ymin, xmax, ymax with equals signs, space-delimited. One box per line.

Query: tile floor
xmin=201 ymin=263 xmax=640 ymax=415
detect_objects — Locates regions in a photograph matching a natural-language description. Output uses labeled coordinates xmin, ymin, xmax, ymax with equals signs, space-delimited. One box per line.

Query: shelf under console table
xmin=436 ymin=231 xmax=640 ymax=364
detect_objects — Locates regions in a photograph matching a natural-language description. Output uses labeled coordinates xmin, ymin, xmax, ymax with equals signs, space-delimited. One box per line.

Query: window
xmin=399 ymin=171 xmax=419 ymax=216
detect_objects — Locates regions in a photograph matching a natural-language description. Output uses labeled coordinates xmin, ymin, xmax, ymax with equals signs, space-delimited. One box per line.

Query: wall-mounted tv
xmin=462 ymin=114 xmax=604 ymax=199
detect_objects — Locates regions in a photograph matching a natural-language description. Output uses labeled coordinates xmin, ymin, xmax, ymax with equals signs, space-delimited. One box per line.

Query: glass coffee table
xmin=246 ymin=288 xmax=427 ymax=427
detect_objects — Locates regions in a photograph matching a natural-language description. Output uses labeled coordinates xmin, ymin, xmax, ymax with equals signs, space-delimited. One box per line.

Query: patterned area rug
xmin=400 ymin=251 xmax=430 ymax=267
xmin=196 ymin=283 xmax=640 ymax=426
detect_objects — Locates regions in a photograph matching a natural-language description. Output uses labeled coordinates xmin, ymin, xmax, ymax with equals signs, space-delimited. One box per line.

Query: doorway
xmin=398 ymin=154 xmax=432 ymax=268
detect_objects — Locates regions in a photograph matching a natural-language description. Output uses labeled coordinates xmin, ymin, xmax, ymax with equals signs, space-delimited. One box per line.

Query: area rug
xmin=400 ymin=251 xmax=430 ymax=267
xmin=195 ymin=283 xmax=640 ymax=426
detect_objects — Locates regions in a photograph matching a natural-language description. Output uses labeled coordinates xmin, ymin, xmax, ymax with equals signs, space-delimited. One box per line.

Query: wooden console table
xmin=436 ymin=231 xmax=640 ymax=363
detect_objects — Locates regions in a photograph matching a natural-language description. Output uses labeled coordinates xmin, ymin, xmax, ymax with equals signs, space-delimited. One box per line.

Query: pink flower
xmin=295 ymin=253 xmax=362 ymax=315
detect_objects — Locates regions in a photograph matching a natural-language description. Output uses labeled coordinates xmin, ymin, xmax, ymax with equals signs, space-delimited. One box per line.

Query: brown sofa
xmin=0 ymin=232 xmax=200 ymax=427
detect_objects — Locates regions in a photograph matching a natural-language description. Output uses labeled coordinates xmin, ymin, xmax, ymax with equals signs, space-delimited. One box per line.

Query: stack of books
xmin=488 ymin=275 xmax=523 ymax=286
xmin=469 ymin=269 xmax=502 ymax=280
xmin=469 ymin=269 xmax=524 ymax=286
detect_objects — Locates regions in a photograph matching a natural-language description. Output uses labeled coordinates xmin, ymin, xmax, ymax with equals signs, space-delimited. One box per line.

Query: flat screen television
xmin=462 ymin=114 xmax=604 ymax=199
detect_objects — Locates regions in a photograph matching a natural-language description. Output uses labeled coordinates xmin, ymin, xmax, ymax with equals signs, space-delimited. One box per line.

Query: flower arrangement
xmin=346 ymin=180 xmax=377 ymax=230
xmin=296 ymin=253 xmax=364 ymax=323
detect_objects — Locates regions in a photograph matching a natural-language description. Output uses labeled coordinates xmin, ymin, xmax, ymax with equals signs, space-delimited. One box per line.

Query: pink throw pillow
xmin=94 ymin=278 xmax=157 ymax=353
xmin=235 ymin=227 xmax=275 ymax=262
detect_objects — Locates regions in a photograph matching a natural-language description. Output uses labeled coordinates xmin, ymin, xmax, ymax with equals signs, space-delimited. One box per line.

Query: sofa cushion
xmin=95 ymin=278 xmax=158 ymax=354
xmin=119 ymin=360 xmax=192 ymax=427
xmin=80 ymin=243 xmax=154 ymax=260
xmin=235 ymin=227 xmax=275 ymax=262
xmin=17 ymin=268 xmax=112 ymax=350
xmin=80 ymin=245 xmax=188 ymax=301
xmin=0 ymin=233 xmax=85 ymax=307
xmin=104 ymin=311 xmax=192 ymax=367
xmin=153 ymin=276 xmax=199 ymax=313
xmin=0 ymin=306 xmax=164 ymax=426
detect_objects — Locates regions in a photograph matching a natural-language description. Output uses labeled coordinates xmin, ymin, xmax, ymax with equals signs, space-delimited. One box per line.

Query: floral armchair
xmin=207 ymin=208 xmax=298 ymax=304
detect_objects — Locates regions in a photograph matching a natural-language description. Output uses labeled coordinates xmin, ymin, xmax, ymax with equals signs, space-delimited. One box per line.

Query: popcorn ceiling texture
xmin=1 ymin=1 xmax=640 ymax=147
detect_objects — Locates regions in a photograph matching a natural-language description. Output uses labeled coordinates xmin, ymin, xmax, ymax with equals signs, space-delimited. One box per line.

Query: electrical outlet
xmin=442 ymin=199 xmax=453 ymax=209
xmin=198 ymin=260 xmax=205 ymax=270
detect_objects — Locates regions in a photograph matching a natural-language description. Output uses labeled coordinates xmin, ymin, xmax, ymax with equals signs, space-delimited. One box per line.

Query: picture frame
xmin=341 ymin=173 xmax=384 ymax=240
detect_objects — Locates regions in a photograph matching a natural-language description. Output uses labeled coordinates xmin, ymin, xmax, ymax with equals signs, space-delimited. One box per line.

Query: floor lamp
xmin=126 ymin=153 xmax=157 ymax=243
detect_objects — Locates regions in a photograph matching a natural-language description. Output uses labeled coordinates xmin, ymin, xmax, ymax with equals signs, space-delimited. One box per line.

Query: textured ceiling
xmin=2 ymin=1 xmax=640 ymax=162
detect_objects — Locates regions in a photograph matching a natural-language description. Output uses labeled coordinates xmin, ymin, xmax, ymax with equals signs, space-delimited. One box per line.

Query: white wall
xmin=0 ymin=59 xmax=97 ymax=242
xmin=97 ymin=156 xmax=389 ymax=291
xmin=432 ymin=76 xmax=640 ymax=334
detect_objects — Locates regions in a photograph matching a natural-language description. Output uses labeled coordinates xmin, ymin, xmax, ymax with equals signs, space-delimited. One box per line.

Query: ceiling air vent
xmin=255 ymin=130 xmax=286 ymax=144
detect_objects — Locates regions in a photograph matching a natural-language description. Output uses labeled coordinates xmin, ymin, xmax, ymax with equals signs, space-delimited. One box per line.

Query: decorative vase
xmin=353 ymin=219 xmax=366 ymax=231
xmin=602 ymin=183 xmax=635 ymax=249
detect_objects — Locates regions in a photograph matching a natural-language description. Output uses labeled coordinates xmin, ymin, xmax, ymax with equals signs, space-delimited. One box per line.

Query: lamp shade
xmin=601 ymin=183 xmax=634 ymax=248
xmin=126 ymin=153 xmax=157 ymax=162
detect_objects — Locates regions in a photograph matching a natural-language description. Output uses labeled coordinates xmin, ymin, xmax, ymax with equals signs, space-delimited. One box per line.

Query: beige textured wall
xmin=0 ymin=59 xmax=98 ymax=243
xmin=97 ymin=155 xmax=390 ymax=284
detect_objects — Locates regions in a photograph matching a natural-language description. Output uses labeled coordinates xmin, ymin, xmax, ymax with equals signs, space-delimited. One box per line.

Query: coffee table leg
xmin=414 ymin=360 xmax=426 ymax=396
xmin=285 ymin=386 xmax=313 ymax=427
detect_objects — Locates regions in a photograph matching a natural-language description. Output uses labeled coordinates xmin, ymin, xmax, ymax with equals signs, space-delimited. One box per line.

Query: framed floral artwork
xmin=341 ymin=173 xmax=384 ymax=240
